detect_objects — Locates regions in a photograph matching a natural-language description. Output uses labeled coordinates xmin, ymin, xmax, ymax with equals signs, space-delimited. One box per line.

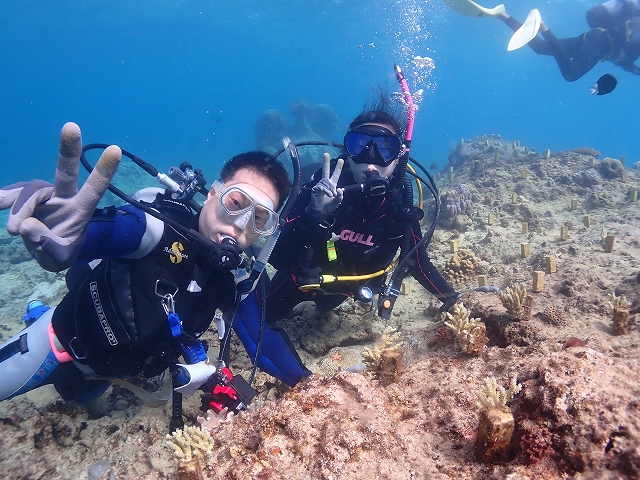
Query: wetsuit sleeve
xmin=233 ymin=291 xmax=311 ymax=387
xmin=408 ymin=221 xmax=459 ymax=305
xmin=77 ymin=204 xmax=148 ymax=259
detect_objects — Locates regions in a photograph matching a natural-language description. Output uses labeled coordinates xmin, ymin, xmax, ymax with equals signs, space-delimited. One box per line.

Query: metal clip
xmin=162 ymin=295 xmax=176 ymax=315
xmin=155 ymin=280 xmax=178 ymax=315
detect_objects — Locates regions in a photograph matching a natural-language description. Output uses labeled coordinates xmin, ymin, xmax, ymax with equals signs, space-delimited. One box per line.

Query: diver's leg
xmin=0 ymin=305 xmax=110 ymax=402
xmin=313 ymin=293 xmax=349 ymax=314
xmin=265 ymin=270 xmax=309 ymax=324
xmin=0 ymin=308 xmax=60 ymax=400
xmin=234 ymin=291 xmax=312 ymax=387
xmin=541 ymin=27 xmax=611 ymax=81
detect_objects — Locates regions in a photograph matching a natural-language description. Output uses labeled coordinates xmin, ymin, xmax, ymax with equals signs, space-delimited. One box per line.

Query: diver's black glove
xmin=199 ymin=367 xmax=256 ymax=415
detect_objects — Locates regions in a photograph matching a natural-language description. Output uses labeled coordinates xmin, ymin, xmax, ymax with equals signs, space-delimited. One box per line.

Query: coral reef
xmin=571 ymin=167 xmax=601 ymax=187
xmin=165 ymin=425 xmax=214 ymax=462
xmin=499 ymin=283 xmax=531 ymax=320
xmin=515 ymin=419 xmax=553 ymax=465
xmin=444 ymin=302 xmax=488 ymax=355
xmin=447 ymin=133 xmax=533 ymax=169
xmin=572 ymin=147 xmax=601 ymax=157
xmin=541 ymin=305 xmax=564 ymax=325
xmin=309 ymin=103 xmax=340 ymax=140
xmin=2 ymin=134 xmax=640 ymax=479
xmin=598 ymin=157 xmax=624 ymax=179
xmin=442 ymin=249 xmax=479 ymax=285
xmin=440 ymin=183 xmax=474 ymax=227
xmin=254 ymin=109 xmax=288 ymax=153
xmin=254 ymin=100 xmax=340 ymax=163
xmin=587 ymin=187 xmax=616 ymax=208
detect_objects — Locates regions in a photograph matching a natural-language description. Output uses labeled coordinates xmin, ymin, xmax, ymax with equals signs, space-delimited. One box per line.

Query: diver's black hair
xmin=347 ymin=88 xmax=406 ymax=138
xmin=219 ymin=151 xmax=291 ymax=210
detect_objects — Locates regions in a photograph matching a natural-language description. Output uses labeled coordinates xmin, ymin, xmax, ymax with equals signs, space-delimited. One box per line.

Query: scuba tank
xmin=586 ymin=0 xmax=640 ymax=29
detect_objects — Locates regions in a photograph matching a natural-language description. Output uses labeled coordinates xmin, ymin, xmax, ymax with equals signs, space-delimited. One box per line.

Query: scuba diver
xmin=259 ymin=70 xmax=460 ymax=340
xmin=445 ymin=0 xmax=640 ymax=81
xmin=0 ymin=122 xmax=310 ymax=428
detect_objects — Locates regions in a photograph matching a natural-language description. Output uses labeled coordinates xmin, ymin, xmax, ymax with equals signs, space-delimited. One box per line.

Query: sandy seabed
xmin=0 ymin=136 xmax=639 ymax=480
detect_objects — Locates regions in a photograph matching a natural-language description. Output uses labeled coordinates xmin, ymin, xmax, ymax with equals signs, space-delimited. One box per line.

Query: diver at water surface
xmin=446 ymin=0 xmax=640 ymax=81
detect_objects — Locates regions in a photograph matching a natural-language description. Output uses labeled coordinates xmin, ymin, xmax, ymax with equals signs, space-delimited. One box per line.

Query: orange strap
xmin=48 ymin=324 xmax=73 ymax=363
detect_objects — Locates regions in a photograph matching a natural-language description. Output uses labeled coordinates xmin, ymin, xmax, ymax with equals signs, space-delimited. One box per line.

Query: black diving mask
xmin=344 ymin=126 xmax=403 ymax=167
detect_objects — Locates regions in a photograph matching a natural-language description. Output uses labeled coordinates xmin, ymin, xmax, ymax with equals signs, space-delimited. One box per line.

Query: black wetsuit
xmin=49 ymin=193 xmax=237 ymax=398
xmin=502 ymin=16 xmax=640 ymax=81
xmin=266 ymin=160 xmax=458 ymax=323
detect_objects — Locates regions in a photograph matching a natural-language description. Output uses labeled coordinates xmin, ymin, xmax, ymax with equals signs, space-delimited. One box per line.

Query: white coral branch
xmin=608 ymin=292 xmax=629 ymax=312
xmin=444 ymin=303 xmax=485 ymax=354
xmin=499 ymin=283 xmax=527 ymax=318
xmin=476 ymin=375 xmax=523 ymax=408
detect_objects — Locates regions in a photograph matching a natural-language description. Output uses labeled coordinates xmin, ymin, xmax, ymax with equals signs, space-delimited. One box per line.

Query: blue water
xmin=1 ymin=0 xmax=638 ymax=188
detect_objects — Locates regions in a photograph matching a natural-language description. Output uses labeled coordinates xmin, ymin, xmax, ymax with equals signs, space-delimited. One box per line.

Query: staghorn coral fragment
xmin=476 ymin=375 xmax=522 ymax=408
xmin=474 ymin=373 xmax=522 ymax=463
xmin=444 ymin=302 xmax=488 ymax=355
xmin=499 ymin=283 xmax=528 ymax=319
xmin=608 ymin=292 xmax=630 ymax=335
xmin=362 ymin=327 xmax=402 ymax=380
xmin=196 ymin=408 xmax=235 ymax=434
xmin=608 ymin=292 xmax=630 ymax=311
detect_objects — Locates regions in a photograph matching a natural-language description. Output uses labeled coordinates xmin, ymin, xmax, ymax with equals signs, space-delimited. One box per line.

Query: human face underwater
xmin=345 ymin=123 xmax=403 ymax=183
xmin=199 ymin=168 xmax=280 ymax=250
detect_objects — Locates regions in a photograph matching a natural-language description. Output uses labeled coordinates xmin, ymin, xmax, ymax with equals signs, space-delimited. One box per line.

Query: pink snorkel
xmin=377 ymin=65 xmax=419 ymax=319
xmin=394 ymin=64 xmax=415 ymax=153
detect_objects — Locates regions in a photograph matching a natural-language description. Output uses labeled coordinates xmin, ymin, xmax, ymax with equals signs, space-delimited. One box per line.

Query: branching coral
xmin=608 ymin=292 xmax=630 ymax=335
xmin=165 ymin=425 xmax=215 ymax=462
xmin=362 ymin=327 xmax=402 ymax=379
xmin=608 ymin=292 xmax=630 ymax=311
xmin=475 ymin=375 xmax=522 ymax=463
xmin=499 ymin=283 xmax=529 ymax=319
xmin=476 ymin=375 xmax=523 ymax=408
xmin=444 ymin=302 xmax=488 ymax=355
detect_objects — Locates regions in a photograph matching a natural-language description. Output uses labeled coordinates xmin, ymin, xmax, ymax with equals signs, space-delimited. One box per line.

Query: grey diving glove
xmin=305 ymin=153 xmax=344 ymax=222
xmin=0 ymin=122 xmax=122 ymax=272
